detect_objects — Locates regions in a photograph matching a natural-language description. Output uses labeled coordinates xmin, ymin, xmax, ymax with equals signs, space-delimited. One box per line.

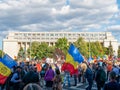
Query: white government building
xmin=3 ymin=32 xmax=119 ymax=59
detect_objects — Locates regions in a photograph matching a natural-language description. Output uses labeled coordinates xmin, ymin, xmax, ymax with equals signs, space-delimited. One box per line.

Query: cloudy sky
xmin=0 ymin=0 xmax=120 ymax=49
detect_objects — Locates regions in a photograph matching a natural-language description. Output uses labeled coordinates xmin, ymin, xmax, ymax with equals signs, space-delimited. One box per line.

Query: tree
xmin=118 ymin=46 xmax=120 ymax=58
xmin=18 ymin=47 xmax=25 ymax=60
xmin=74 ymin=37 xmax=88 ymax=58
xmin=89 ymin=42 xmax=97 ymax=57
xmin=0 ymin=50 xmax=4 ymax=58
xmin=94 ymin=41 xmax=104 ymax=57
xmin=35 ymin=42 xmax=54 ymax=59
xmin=28 ymin=41 xmax=40 ymax=59
xmin=55 ymin=37 xmax=69 ymax=55
xmin=108 ymin=41 xmax=114 ymax=56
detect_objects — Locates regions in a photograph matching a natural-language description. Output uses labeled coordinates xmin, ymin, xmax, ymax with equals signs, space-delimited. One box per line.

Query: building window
xmin=50 ymin=34 xmax=54 ymax=36
xmin=55 ymin=34 xmax=58 ymax=36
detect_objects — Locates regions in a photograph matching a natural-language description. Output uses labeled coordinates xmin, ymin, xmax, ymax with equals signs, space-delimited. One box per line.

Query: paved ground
xmin=62 ymin=82 xmax=97 ymax=90
xmin=62 ymin=75 xmax=97 ymax=90
xmin=41 ymin=78 xmax=97 ymax=90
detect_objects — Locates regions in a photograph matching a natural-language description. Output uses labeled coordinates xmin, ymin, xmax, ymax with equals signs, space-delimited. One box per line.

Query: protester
xmin=81 ymin=63 xmax=87 ymax=83
xmin=40 ymin=67 xmax=46 ymax=88
xmin=22 ymin=66 xmax=39 ymax=87
xmin=73 ymin=71 xmax=78 ymax=86
xmin=112 ymin=65 xmax=119 ymax=83
xmin=44 ymin=65 xmax=55 ymax=90
xmin=95 ymin=63 xmax=107 ymax=90
xmin=106 ymin=62 xmax=112 ymax=81
xmin=10 ymin=66 xmax=22 ymax=90
xmin=53 ymin=68 xmax=62 ymax=90
xmin=62 ymin=70 xmax=71 ymax=87
xmin=84 ymin=63 xmax=93 ymax=90
xmin=103 ymin=71 xmax=120 ymax=90
xmin=78 ymin=65 xmax=82 ymax=83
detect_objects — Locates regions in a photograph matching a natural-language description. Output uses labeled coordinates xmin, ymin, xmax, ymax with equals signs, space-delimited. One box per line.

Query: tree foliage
xmin=18 ymin=47 xmax=25 ymax=60
xmin=28 ymin=42 xmax=55 ymax=60
xmin=108 ymin=41 xmax=114 ymax=56
xmin=0 ymin=50 xmax=4 ymax=58
xmin=55 ymin=37 xmax=69 ymax=55
xmin=118 ymin=46 xmax=120 ymax=58
xmin=74 ymin=37 xmax=88 ymax=58
xmin=17 ymin=37 xmax=116 ymax=60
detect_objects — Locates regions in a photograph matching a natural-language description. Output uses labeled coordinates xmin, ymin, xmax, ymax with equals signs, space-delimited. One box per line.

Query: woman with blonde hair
xmin=23 ymin=83 xmax=42 ymax=90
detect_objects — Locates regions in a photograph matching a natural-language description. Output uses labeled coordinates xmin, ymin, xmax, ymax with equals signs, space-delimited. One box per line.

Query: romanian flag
xmin=62 ymin=44 xmax=84 ymax=75
xmin=0 ymin=54 xmax=17 ymax=84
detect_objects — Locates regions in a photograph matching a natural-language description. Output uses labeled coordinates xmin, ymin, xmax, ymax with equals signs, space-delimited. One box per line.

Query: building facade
xmin=3 ymin=32 xmax=119 ymax=59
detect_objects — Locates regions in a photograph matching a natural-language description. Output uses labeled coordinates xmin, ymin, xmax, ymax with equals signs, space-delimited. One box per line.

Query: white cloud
xmin=0 ymin=0 xmax=119 ymax=41
xmin=52 ymin=5 xmax=70 ymax=15
xmin=108 ymin=25 xmax=120 ymax=31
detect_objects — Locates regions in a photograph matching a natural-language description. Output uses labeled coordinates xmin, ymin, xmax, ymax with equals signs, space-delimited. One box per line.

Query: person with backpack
xmin=95 ymin=63 xmax=107 ymax=90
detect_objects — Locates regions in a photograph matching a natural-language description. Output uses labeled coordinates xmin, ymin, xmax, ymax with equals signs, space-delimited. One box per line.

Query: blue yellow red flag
xmin=63 ymin=44 xmax=84 ymax=75
xmin=68 ymin=44 xmax=84 ymax=63
xmin=2 ymin=54 xmax=17 ymax=68
xmin=0 ymin=54 xmax=17 ymax=84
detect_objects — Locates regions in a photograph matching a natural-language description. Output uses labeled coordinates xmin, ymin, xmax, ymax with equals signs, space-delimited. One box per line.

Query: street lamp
xmin=24 ymin=35 xmax=32 ymax=61
xmin=29 ymin=38 xmax=31 ymax=60
xmin=88 ymin=34 xmax=91 ymax=58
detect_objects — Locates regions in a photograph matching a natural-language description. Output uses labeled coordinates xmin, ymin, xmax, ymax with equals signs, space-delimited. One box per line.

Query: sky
xmin=0 ymin=0 xmax=120 ymax=49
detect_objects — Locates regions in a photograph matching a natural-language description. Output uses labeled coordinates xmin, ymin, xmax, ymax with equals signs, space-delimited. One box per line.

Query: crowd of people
xmin=0 ymin=59 xmax=120 ymax=90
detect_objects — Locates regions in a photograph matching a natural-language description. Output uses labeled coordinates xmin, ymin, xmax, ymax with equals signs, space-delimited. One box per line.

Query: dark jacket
xmin=85 ymin=67 xmax=93 ymax=82
xmin=103 ymin=81 xmax=120 ymax=90
xmin=22 ymin=71 xmax=39 ymax=85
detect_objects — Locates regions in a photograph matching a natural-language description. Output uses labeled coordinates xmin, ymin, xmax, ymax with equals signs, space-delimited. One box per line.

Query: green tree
xmin=18 ymin=47 xmax=25 ymax=60
xmin=74 ymin=37 xmax=88 ymax=58
xmin=103 ymin=47 xmax=109 ymax=55
xmin=36 ymin=42 xmax=54 ymax=59
xmin=94 ymin=41 xmax=104 ymax=57
xmin=28 ymin=41 xmax=40 ymax=59
xmin=89 ymin=42 xmax=97 ymax=57
xmin=0 ymin=50 xmax=4 ymax=58
xmin=118 ymin=46 xmax=120 ymax=58
xmin=108 ymin=41 xmax=114 ymax=56
xmin=55 ymin=37 xmax=69 ymax=55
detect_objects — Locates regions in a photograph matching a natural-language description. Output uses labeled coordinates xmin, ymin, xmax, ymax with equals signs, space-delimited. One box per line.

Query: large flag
xmin=0 ymin=54 xmax=17 ymax=84
xmin=62 ymin=44 xmax=84 ymax=75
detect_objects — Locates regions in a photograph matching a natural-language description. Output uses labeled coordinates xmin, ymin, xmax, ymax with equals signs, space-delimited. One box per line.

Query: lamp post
xmin=29 ymin=38 xmax=31 ymax=60
xmin=24 ymin=35 xmax=32 ymax=61
xmin=88 ymin=34 xmax=91 ymax=58
xmin=2 ymin=39 xmax=4 ymax=57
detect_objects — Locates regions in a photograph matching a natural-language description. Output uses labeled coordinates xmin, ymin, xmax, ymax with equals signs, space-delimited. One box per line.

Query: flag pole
xmin=2 ymin=39 xmax=3 ymax=58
